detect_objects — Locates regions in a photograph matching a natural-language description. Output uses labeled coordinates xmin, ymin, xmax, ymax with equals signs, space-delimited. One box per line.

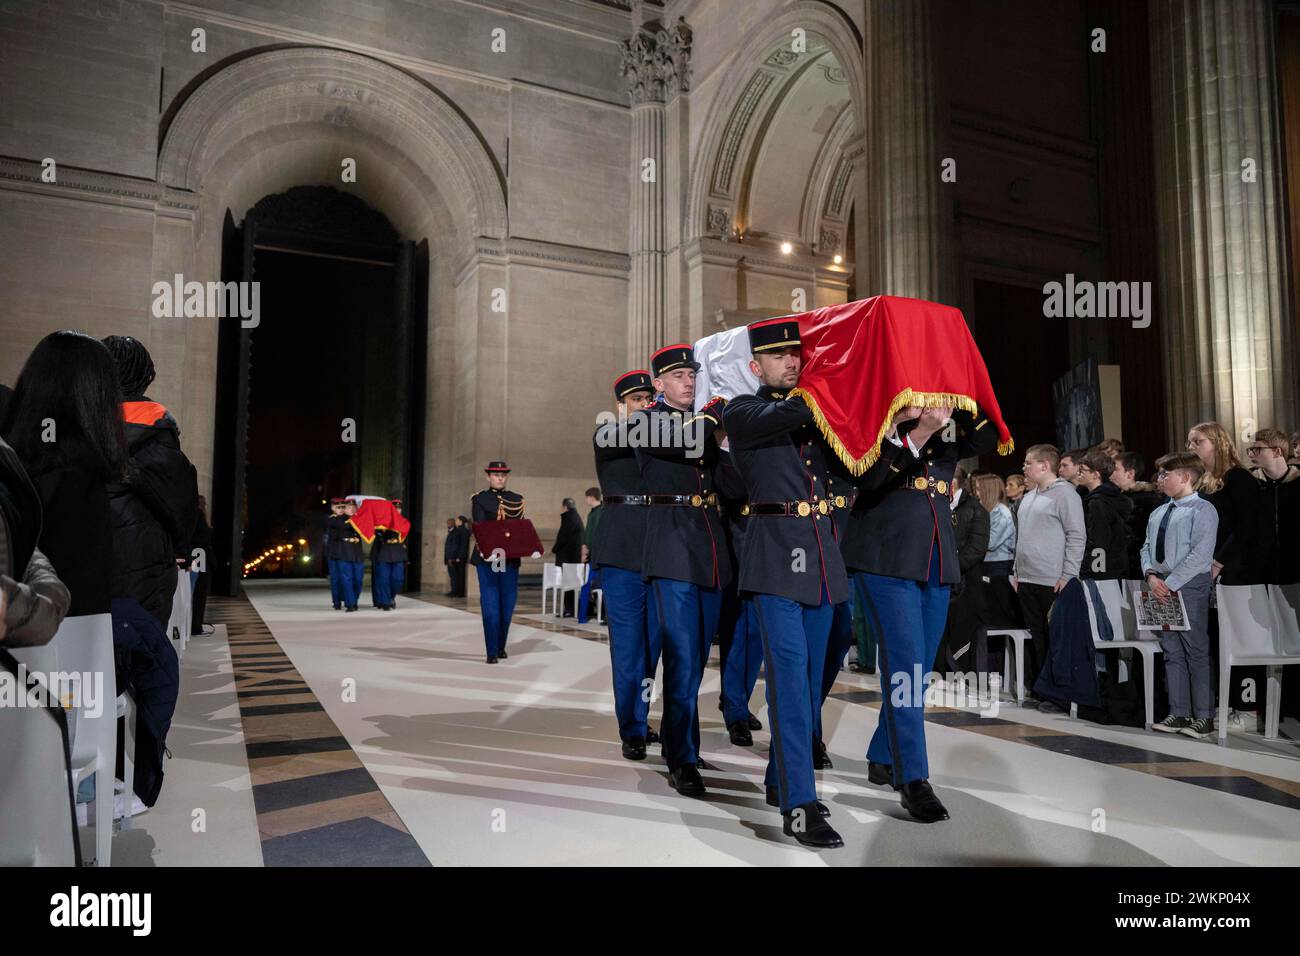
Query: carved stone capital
xmin=620 ymin=16 xmax=693 ymax=105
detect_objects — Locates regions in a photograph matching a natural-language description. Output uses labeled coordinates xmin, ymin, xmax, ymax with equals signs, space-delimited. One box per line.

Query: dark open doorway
xmin=211 ymin=186 xmax=428 ymax=596
xmin=971 ymin=278 xmax=1071 ymax=475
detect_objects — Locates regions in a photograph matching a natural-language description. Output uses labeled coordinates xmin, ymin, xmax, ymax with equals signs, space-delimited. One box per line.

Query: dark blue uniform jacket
xmin=631 ymin=398 xmax=732 ymax=590
xmin=840 ymin=407 xmax=1000 ymax=585
xmin=723 ymin=387 xmax=851 ymax=606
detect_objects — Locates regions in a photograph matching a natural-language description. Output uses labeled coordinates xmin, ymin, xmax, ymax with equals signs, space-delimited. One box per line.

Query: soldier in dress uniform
xmin=631 ymin=344 xmax=731 ymax=797
xmin=324 ymin=498 xmax=348 ymax=610
xmin=335 ymin=499 xmax=366 ymax=612
xmin=371 ymin=497 xmax=408 ymax=611
xmin=722 ymin=318 xmax=852 ymax=848
xmin=470 ymin=461 xmax=525 ymax=663
xmin=841 ymin=402 xmax=1000 ymax=822
xmin=593 ymin=370 xmax=663 ymax=760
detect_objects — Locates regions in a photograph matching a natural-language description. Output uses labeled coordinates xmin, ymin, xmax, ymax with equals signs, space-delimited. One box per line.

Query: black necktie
xmin=1154 ymin=505 xmax=1174 ymax=563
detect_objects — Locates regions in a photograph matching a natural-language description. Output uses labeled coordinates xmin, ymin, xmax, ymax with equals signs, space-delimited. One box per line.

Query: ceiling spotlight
xmin=780 ymin=241 xmax=793 ymax=255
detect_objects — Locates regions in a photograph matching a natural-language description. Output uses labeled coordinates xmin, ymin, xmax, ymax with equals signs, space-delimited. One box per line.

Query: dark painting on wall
xmin=1052 ymin=359 xmax=1103 ymax=451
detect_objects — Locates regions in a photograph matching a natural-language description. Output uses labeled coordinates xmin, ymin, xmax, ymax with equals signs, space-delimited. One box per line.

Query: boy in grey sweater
xmin=1012 ymin=444 xmax=1086 ymax=709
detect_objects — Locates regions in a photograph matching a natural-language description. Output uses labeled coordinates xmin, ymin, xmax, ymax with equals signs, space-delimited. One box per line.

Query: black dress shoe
xmin=812 ymin=738 xmax=833 ymax=770
xmin=646 ymin=727 xmax=661 ymax=745
xmin=486 ymin=655 xmax=498 ymax=664
xmin=766 ymin=787 xmax=829 ymax=816
xmin=899 ymin=780 xmax=950 ymax=823
xmin=697 ymin=757 xmax=715 ymax=771
xmin=867 ymin=761 xmax=893 ymax=787
xmin=727 ymin=721 xmax=753 ymax=746
xmin=782 ymin=804 xmax=844 ymax=848
xmin=747 ymin=713 xmax=763 ymax=731
xmin=498 ymin=649 xmax=508 ymax=659
xmin=345 ymin=607 xmax=357 ymax=613
xmin=622 ymin=737 xmax=647 ymax=760
xmin=668 ymin=764 xmax=705 ymax=796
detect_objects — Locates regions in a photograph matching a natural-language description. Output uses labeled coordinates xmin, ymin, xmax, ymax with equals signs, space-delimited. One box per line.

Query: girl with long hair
xmin=1185 ymin=421 xmax=1254 ymax=585
xmin=1 ymin=331 xmax=126 ymax=616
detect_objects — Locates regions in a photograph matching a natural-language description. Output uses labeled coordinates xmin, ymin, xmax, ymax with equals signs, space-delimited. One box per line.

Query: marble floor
xmin=133 ymin=579 xmax=1300 ymax=866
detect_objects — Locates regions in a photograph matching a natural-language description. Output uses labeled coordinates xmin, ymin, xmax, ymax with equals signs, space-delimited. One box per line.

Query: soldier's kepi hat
xmin=614 ymin=369 xmax=654 ymax=400
xmin=748 ymin=317 xmax=801 ymax=353
xmin=651 ymin=343 xmax=700 ymax=377
xmin=329 ymin=497 xmax=345 ymax=504
xmin=484 ymin=460 xmax=511 ymax=474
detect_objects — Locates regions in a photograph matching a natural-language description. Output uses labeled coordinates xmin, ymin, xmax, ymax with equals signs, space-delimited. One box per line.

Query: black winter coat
xmin=109 ymin=401 xmax=199 ymax=627
xmin=952 ymin=490 xmax=991 ymax=578
xmin=1082 ymin=482 xmax=1132 ymax=580
xmin=553 ymin=509 xmax=584 ymax=565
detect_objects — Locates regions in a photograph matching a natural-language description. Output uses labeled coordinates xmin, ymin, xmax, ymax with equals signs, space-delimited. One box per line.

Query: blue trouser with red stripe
xmin=599 ymin=565 xmax=662 ymax=741
xmin=752 ymin=581 xmax=833 ymax=813
xmin=476 ymin=562 xmax=518 ymax=656
xmin=649 ymin=578 xmax=722 ymax=772
xmin=854 ymin=543 xmax=949 ymax=786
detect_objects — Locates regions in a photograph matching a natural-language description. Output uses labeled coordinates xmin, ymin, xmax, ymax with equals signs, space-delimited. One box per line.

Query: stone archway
xmin=686 ymin=2 xmax=864 ymax=245
xmin=159 ymin=47 xmax=507 ymax=241
xmin=156 ymin=46 xmax=509 ymax=594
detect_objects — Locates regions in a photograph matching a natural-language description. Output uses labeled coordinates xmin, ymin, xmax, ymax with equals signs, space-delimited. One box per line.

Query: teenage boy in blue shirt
xmin=1140 ymin=452 xmax=1220 ymax=739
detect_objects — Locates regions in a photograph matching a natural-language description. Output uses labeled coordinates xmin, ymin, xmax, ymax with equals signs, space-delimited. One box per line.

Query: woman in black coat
xmin=2 ymin=332 xmax=124 ymax=619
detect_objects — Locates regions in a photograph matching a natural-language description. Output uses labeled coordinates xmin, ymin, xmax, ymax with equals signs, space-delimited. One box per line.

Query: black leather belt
xmin=647 ymin=493 xmax=717 ymax=507
xmin=602 ymin=494 xmax=649 ymax=506
xmin=743 ymin=496 xmax=850 ymax=517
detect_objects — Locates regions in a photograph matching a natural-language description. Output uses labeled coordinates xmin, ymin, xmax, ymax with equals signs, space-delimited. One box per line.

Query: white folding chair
xmin=0 ymin=664 xmax=76 ymax=866
xmin=1085 ymin=580 xmax=1163 ymax=730
xmin=51 ymin=613 xmax=118 ymax=866
xmin=1216 ymin=584 xmax=1300 ymax=746
xmin=985 ymin=627 xmax=1031 ymax=704
xmin=167 ymin=572 xmax=192 ymax=655
xmin=558 ymin=563 xmax=587 ymax=617
xmin=541 ymin=563 xmax=562 ymax=616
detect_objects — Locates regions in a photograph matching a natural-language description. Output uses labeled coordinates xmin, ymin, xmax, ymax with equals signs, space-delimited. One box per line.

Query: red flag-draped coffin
xmin=348 ymin=498 xmax=411 ymax=543
xmin=787 ymin=295 xmax=1014 ymax=474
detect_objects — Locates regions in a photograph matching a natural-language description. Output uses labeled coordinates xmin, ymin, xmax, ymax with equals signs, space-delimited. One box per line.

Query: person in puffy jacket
xmin=101 ymin=335 xmax=199 ymax=629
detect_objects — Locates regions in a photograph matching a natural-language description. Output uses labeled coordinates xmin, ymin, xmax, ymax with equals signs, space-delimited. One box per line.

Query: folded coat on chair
xmin=1031 ymin=578 xmax=1102 ymax=709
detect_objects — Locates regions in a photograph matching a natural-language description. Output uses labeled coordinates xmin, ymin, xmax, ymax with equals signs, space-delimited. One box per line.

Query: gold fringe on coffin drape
xmin=789 ymin=386 xmax=1015 ymax=476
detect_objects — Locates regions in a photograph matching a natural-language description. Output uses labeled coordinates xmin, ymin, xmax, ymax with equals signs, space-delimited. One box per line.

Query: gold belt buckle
xmin=912 ymin=477 xmax=927 ymax=491
xmin=817 ymin=500 xmax=830 ymax=515
xmin=740 ymin=504 xmax=751 ymax=516
xmin=796 ymin=501 xmax=812 ymax=517
xmin=690 ymin=493 xmax=703 ymax=507
xmin=936 ymin=480 xmax=948 ymax=495
xmin=706 ymin=492 xmax=717 ymax=506
xmin=833 ymin=495 xmax=846 ymax=508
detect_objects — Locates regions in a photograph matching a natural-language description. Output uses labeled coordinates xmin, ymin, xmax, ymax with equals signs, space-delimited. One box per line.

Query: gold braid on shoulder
xmin=496 ymin=496 xmax=525 ymax=520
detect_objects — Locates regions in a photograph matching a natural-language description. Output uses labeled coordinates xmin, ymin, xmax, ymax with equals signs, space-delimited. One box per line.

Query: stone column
xmin=862 ymin=0 xmax=950 ymax=303
xmin=1150 ymin=0 xmax=1297 ymax=440
xmin=621 ymin=15 xmax=691 ymax=365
